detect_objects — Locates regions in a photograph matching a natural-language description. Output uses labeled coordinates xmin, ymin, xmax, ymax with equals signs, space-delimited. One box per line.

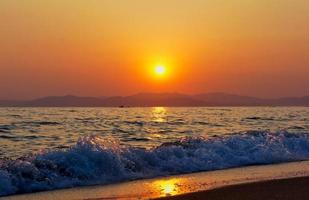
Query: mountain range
xmin=0 ymin=93 xmax=309 ymax=107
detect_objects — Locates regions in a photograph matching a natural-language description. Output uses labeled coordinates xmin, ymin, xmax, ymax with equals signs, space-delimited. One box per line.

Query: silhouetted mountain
xmin=0 ymin=93 xmax=309 ymax=107
xmin=193 ymin=93 xmax=265 ymax=106
xmin=102 ymin=93 xmax=206 ymax=107
xmin=21 ymin=95 xmax=104 ymax=107
xmin=270 ymin=96 xmax=309 ymax=106
xmin=0 ymin=100 xmax=24 ymax=107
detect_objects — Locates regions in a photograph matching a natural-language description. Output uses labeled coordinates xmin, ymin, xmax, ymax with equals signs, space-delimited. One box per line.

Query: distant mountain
xmin=0 ymin=100 xmax=23 ymax=107
xmin=0 ymin=93 xmax=309 ymax=107
xmin=24 ymin=95 xmax=105 ymax=107
xmin=193 ymin=93 xmax=265 ymax=106
xmin=270 ymin=96 xmax=309 ymax=106
xmin=102 ymin=93 xmax=206 ymax=107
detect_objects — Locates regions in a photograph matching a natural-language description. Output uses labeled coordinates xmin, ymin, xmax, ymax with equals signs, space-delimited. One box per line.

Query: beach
xmin=156 ymin=176 xmax=309 ymax=200
xmin=2 ymin=161 xmax=309 ymax=200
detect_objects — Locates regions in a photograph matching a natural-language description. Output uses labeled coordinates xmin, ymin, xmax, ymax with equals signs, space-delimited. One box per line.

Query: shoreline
xmin=1 ymin=161 xmax=309 ymax=200
xmin=156 ymin=176 xmax=309 ymax=200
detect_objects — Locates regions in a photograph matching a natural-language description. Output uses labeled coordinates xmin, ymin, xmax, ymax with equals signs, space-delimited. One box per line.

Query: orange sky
xmin=0 ymin=0 xmax=309 ymax=99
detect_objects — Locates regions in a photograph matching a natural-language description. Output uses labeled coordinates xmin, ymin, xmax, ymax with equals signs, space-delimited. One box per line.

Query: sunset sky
xmin=0 ymin=0 xmax=309 ymax=100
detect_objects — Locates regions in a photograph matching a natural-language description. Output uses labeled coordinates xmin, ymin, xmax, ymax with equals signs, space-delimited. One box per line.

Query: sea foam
xmin=1 ymin=131 xmax=309 ymax=196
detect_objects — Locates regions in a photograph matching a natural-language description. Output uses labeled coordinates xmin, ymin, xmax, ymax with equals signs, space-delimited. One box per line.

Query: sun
xmin=155 ymin=65 xmax=166 ymax=75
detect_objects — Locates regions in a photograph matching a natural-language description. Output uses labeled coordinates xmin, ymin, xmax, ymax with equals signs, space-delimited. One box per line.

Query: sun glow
xmin=155 ymin=65 xmax=166 ymax=76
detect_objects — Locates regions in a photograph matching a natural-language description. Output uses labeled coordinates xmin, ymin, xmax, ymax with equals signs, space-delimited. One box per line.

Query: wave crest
xmin=1 ymin=131 xmax=309 ymax=196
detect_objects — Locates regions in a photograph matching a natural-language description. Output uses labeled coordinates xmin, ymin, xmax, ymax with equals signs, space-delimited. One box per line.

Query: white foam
xmin=1 ymin=131 xmax=309 ymax=196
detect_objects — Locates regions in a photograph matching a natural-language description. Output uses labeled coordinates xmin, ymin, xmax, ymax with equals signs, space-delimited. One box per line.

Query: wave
xmin=21 ymin=121 xmax=61 ymax=126
xmin=1 ymin=131 xmax=309 ymax=196
xmin=244 ymin=117 xmax=274 ymax=121
xmin=0 ymin=125 xmax=14 ymax=133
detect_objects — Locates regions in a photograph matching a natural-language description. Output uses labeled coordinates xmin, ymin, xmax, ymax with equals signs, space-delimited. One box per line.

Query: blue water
xmin=1 ymin=107 xmax=309 ymax=196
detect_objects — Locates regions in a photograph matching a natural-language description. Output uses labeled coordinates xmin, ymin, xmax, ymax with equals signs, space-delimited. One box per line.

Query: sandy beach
xmin=156 ymin=176 xmax=309 ymax=200
xmin=2 ymin=161 xmax=309 ymax=200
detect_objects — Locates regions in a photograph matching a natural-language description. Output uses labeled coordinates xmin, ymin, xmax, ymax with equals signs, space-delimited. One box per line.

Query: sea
xmin=1 ymin=107 xmax=309 ymax=196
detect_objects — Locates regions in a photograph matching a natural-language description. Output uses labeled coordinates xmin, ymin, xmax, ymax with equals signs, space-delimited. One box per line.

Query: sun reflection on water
xmin=152 ymin=107 xmax=167 ymax=123
xmin=153 ymin=179 xmax=185 ymax=197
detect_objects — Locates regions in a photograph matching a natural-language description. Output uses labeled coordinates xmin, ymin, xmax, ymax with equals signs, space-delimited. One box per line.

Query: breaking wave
xmin=1 ymin=131 xmax=309 ymax=196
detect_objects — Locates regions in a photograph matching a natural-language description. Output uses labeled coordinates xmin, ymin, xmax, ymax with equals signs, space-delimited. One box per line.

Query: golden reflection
xmin=153 ymin=179 xmax=184 ymax=197
xmin=151 ymin=107 xmax=167 ymax=123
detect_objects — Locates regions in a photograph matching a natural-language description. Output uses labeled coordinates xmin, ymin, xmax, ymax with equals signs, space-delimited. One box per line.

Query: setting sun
xmin=155 ymin=65 xmax=166 ymax=76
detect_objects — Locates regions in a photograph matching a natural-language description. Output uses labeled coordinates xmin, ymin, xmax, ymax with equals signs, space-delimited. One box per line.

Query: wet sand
xmin=156 ymin=176 xmax=309 ymax=200
xmin=2 ymin=161 xmax=309 ymax=200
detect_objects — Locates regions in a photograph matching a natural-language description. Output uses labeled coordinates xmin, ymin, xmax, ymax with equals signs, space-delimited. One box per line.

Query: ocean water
xmin=1 ymin=107 xmax=309 ymax=196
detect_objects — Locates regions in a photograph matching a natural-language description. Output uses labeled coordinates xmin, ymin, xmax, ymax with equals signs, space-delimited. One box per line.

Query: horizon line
xmin=1 ymin=92 xmax=309 ymax=102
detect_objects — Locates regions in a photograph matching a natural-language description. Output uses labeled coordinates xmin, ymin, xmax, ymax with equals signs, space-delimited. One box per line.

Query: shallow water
xmin=4 ymin=161 xmax=309 ymax=200
xmin=0 ymin=107 xmax=309 ymax=159
xmin=1 ymin=107 xmax=309 ymax=196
